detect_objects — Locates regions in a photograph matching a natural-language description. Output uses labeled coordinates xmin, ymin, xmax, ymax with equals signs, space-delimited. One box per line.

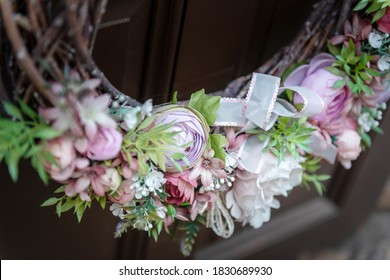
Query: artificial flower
xmin=165 ymin=171 xmax=197 ymax=205
xmin=43 ymin=136 xmax=76 ymax=181
xmin=225 ymin=151 xmax=303 ymax=229
xmin=329 ymin=13 xmax=371 ymax=49
xmin=368 ymin=32 xmax=383 ymax=48
xmin=154 ymin=105 xmax=209 ymax=171
xmin=85 ymin=127 xmax=123 ymax=161
xmin=335 ymin=130 xmax=361 ymax=169
xmin=378 ymin=56 xmax=390 ymax=71
xmin=284 ymin=53 xmax=353 ymax=136
xmin=189 ymin=149 xmax=227 ymax=187
xmin=65 ymin=165 xmax=109 ymax=199
xmin=78 ymin=93 xmax=116 ymax=139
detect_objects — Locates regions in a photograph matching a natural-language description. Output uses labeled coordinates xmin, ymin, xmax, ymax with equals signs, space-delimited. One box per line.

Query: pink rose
xmin=165 ymin=171 xmax=197 ymax=205
xmin=335 ymin=130 xmax=361 ymax=169
xmin=86 ymin=127 xmax=123 ymax=161
xmin=377 ymin=8 xmax=390 ymax=34
xmin=44 ymin=136 xmax=76 ymax=181
xmin=284 ymin=53 xmax=353 ymax=135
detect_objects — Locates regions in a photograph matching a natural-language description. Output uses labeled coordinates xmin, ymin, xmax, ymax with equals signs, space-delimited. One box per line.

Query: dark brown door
xmin=1 ymin=0 xmax=389 ymax=260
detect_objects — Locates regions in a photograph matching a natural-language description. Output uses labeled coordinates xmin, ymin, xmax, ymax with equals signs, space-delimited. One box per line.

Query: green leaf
xmin=167 ymin=204 xmax=176 ymax=218
xmin=99 ymin=195 xmax=106 ymax=210
xmin=325 ymin=66 xmax=343 ymax=76
xmin=34 ymin=127 xmax=62 ymax=139
xmin=210 ymin=134 xmax=227 ymax=161
xmin=54 ymin=186 xmax=65 ymax=193
xmin=56 ymin=200 xmax=63 ymax=217
xmin=360 ymin=132 xmax=372 ymax=147
xmin=328 ymin=43 xmax=340 ymax=56
xmin=3 ymin=102 xmax=22 ymax=120
xmin=17 ymin=99 xmax=37 ymax=120
xmin=372 ymin=7 xmax=387 ymax=22
xmin=333 ymin=79 xmax=345 ymax=89
xmin=41 ymin=197 xmax=59 ymax=207
xmin=76 ymin=206 xmax=84 ymax=223
xmin=188 ymin=89 xmax=221 ymax=125
xmin=171 ymin=91 xmax=178 ymax=104
xmin=136 ymin=115 xmax=156 ymax=131
xmin=354 ymin=0 xmax=369 ymax=11
xmin=6 ymin=152 xmax=19 ymax=182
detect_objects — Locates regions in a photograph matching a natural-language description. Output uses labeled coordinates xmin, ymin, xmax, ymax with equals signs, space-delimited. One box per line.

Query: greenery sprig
xmin=0 ymin=100 xmax=61 ymax=183
xmin=121 ymin=116 xmax=189 ymax=175
xmin=327 ymin=40 xmax=380 ymax=95
xmin=246 ymin=117 xmax=314 ymax=163
xmin=301 ymin=156 xmax=331 ymax=195
xmin=178 ymin=215 xmax=205 ymax=257
xmin=355 ymin=0 xmax=390 ymax=22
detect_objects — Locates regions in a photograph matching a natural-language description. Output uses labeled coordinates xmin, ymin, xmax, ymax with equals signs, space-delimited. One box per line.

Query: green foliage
xmin=0 ymin=100 xmax=61 ymax=183
xmin=301 ymin=156 xmax=331 ymax=195
xmin=178 ymin=215 xmax=205 ymax=257
xmin=41 ymin=189 xmax=107 ymax=222
xmin=114 ymin=196 xmax=167 ymax=241
xmin=171 ymin=91 xmax=178 ymax=104
xmin=209 ymin=134 xmax=228 ymax=161
xmin=122 ymin=116 xmax=187 ymax=175
xmin=188 ymin=89 xmax=221 ymax=125
xmin=327 ymin=41 xmax=380 ymax=95
xmin=247 ymin=117 xmax=314 ymax=163
xmin=354 ymin=0 xmax=390 ymax=22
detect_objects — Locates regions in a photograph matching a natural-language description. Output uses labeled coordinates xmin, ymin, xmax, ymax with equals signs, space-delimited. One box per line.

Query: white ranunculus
xmin=368 ymin=33 xmax=383 ymax=49
xmin=225 ymin=151 xmax=303 ymax=229
xmin=378 ymin=56 xmax=390 ymax=71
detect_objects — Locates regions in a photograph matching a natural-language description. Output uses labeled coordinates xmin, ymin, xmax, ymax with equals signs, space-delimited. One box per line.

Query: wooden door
xmin=1 ymin=0 xmax=389 ymax=260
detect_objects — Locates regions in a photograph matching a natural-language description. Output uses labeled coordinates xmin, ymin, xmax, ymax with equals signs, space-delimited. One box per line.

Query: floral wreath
xmin=0 ymin=0 xmax=389 ymax=256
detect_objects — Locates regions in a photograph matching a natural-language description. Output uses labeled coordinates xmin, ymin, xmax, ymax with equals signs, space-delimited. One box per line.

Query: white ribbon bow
xmin=214 ymin=73 xmax=337 ymax=173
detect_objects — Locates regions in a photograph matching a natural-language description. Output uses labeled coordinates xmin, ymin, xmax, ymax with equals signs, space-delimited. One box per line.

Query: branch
xmin=0 ymin=0 xmax=56 ymax=105
xmin=64 ymin=0 xmax=141 ymax=107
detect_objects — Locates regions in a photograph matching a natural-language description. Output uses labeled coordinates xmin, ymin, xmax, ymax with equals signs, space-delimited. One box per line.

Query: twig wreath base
xmin=0 ymin=0 xmax=389 ymax=256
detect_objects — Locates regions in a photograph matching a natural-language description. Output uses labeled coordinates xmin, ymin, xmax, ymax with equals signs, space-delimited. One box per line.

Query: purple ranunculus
xmin=284 ymin=53 xmax=353 ymax=135
xmin=86 ymin=127 xmax=123 ymax=161
xmin=154 ymin=105 xmax=209 ymax=172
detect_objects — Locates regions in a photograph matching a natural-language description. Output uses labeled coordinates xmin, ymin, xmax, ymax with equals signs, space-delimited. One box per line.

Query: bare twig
xmin=64 ymin=0 xmax=140 ymax=106
xmin=0 ymin=0 xmax=56 ymax=105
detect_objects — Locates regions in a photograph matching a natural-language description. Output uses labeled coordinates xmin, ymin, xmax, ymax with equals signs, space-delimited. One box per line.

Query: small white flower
xmin=122 ymin=107 xmax=141 ymax=131
xmin=144 ymin=170 xmax=166 ymax=192
xmin=378 ymin=56 xmax=390 ymax=71
xmin=368 ymin=33 xmax=383 ymax=49
xmin=141 ymin=99 xmax=153 ymax=118
xmin=156 ymin=206 xmax=167 ymax=219
xmin=133 ymin=217 xmax=153 ymax=231
xmin=110 ymin=203 xmax=124 ymax=217
xmin=104 ymin=168 xmax=122 ymax=192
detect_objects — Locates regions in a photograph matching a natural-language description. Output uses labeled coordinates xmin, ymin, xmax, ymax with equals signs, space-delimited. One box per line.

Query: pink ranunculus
xmin=335 ymin=130 xmax=361 ymax=169
xmin=44 ymin=136 xmax=76 ymax=181
xmin=284 ymin=53 xmax=353 ymax=136
xmin=165 ymin=171 xmax=197 ymax=205
xmin=86 ymin=127 xmax=123 ymax=161
xmin=153 ymin=105 xmax=209 ymax=172
xmin=377 ymin=8 xmax=390 ymax=34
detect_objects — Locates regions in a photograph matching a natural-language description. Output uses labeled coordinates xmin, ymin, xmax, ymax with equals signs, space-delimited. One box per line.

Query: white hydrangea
xmin=131 ymin=171 xmax=166 ymax=199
